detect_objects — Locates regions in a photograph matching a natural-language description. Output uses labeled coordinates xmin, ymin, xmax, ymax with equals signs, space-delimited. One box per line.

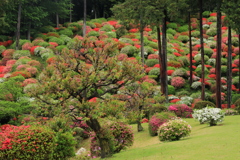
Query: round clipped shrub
xmin=171 ymin=76 xmax=186 ymax=88
xmin=171 ymin=68 xmax=188 ymax=78
xmin=191 ymin=30 xmax=200 ymax=38
xmin=167 ymin=23 xmax=178 ymax=29
xmin=119 ymin=38 xmax=134 ymax=45
xmin=0 ymin=125 xmax=56 ymax=159
xmin=58 ymin=28 xmax=74 ymax=37
xmin=177 ymin=35 xmax=189 ymax=43
xmin=177 ymin=25 xmax=189 ymax=33
xmin=148 ymin=67 xmax=160 ymax=77
xmin=13 ymin=50 xmax=31 ymax=59
xmin=120 ymin=45 xmax=138 ymax=57
xmin=100 ymin=24 xmax=114 ymax=32
xmin=90 ymin=120 xmax=133 ymax=157
xmin=194 ymin=100 xmax=216 ymax=109
xmin=49 ymin=37 xmax=65 ymax=45
xmin=87 ymin=30 xmax=100 ymax=37
xmin=168 ymin=104 xmax=193 ymax=118
xmin=145 ymin=59 xmax=159 ymax=67
xmin=148 ymin=112 xmax=176 ymax=136
xmin=232 ymin=94 xmax=240 ymax=104
xmin=206 ymin=28 xmax=217 ymax=36
xmin=168 ymin=85 xmax=175 ymax=95
xmin=158 ymin=118 xmax=191 ymax=141
xmin=167 ymin=28 xmax=177 ymax=35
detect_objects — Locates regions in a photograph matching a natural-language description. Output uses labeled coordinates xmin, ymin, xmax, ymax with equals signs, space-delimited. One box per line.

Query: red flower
xmin=170 ymin=99 xmax=181 ymax=103
xmin=173 ymin=52 xmax=182 ymax=56
xmin=89 ymin=97 xmax=97 ymax=103
xmin=129 ymin=28 xmax=138 ymax=33
xmin=153 ymin=64 xmax=160 ymax=68
xmin=167 ymin=70 xmax=174 ymax=76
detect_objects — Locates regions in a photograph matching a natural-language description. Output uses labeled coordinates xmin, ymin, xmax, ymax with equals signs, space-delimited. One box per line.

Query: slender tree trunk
xmin=162 ymin=10 xmax=168 ymax=103
xmin=140 ymin=29 xmax=144 ymax=65
xmin=27 ymin=22 xmax=31 ymax=40
xmin=227 ymin=26 xmax=232 ymax=108
xmin=216 ymin=2 xmax=222 ymax=108
xmin=83 ymin=0 xmax=87 ymax=36
xmin=70 ymin=0 xmax=72 ymax=23
xmin=157 ymin=26 xmax=162 ymax=93
xmin=188 ymin=12 xmax=193 ymax=85
xmin=56 ymin=13 xmax=59 ymax=28
xmin=16 ymin=2 xmax=22 ymax=50
xmin=199 ymin=0 xmax=205 ymax=100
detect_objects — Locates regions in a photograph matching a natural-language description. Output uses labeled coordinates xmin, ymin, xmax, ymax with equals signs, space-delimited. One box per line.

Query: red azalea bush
xmin=0 ymin=124 xmax=56 ymax=160
xmin=168 ymin=104 xmax=193 ymax=118
xmin=148 ymin=112 xmax=176 ymax=136
xmin=171 ymin=76 xmax=186 ymax=88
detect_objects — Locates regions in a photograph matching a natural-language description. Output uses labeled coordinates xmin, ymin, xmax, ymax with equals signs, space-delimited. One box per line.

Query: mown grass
xmin=102 ymin=115 xmax=240 ymax=160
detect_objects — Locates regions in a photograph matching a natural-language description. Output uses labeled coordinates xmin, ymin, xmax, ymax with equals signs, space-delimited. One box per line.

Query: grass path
xmin=104 ymin=115 xmax=240 ymax=160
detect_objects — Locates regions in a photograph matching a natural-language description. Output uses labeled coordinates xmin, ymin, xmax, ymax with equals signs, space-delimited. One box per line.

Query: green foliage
xmin=100 ymin=24 xmax=114 ymax=32
xmin=116 ymin=26 xmax=128 ymax=38
xmin=232 ymin=94 xmax=240 ymax=104
xmin=177 ymin=35 xmax=189 ymax=43
xmin=105 ymin=31 xmax=117 ymax=38
xmin=148 ymin=68 xmax=160 ymax=77
xmin=119 ymin=38 xmax=134 ymax=45
xmin=49 ymin=37 xmax=65 ymax=45
xmin=13 ymin=50 xmax=31 ymax=59
xmin=0 ymin=125 xmax=56 ymax=160
xmin=148 ymin=112 xmax=176 ymax=136
xmin=194 ymin=101 xmax=216 ymax=109
xmin=120 ymin=45 xmax=138 ymax=57
xmin=58 ymin=29 xmax=74 ymax=37
xmin=168 ymin=85 xmax=175 ymax=95
xmin=202 ymin=48 xmax=213 ymax=57
xmin=39 ymin=26 xmax=56 ymax=33
xmin=167 ymin=23 xmax=178 ymax=29
xmin=171 ymin=68 xmax=187 ymax=78
xmin=177 ymin=25 xmax=189 ymax=33
xmin=195 ymin=65 xmax=209 ymax=77
xmin=191 ymin=30 xmax=200 ymax=38
xmin=87 ymin=31 xmax=100 ymax=37
xmin=144 ymin=46 xmax=154 ymax=55
xmin=145 ymin=59 xmax=159 ymax=67
xmin=206 ymin=28 xmax=217 ymax=36
xmin=166 ymin=28 xmax=177 ymax=36
xmin=202 ymin=11 xmax=211 ymax=18
xmin=158 ymin=118 xmax=191 ymax=141
xmin=38 ymin=41 xmax=50 ymax=47
xmin=0 ymin=45 xmax=6 ymax=54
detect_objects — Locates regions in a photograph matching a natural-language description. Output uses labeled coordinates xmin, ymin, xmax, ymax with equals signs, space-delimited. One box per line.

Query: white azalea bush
xmin=158 ymin=118 xmax=191 ymax=141
xmin=192 ymin=106 xmax=225 ymax=126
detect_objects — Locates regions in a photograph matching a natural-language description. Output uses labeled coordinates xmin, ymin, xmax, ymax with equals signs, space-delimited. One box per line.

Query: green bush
xmin=120 ymin=45 xmax=138 ymax=57
xmin=38 ymin=41 xmax=50 ymax=48
xmin=202 ymin=11 xmax=211 ymax=18
xmin=60 ymin=35 xmax=72 ymax=44
xmin=13 ymin=50 xmax=31 ymax=59
xmin=148 ymin=41 xmax=158 ymax=49
xmin=191 ymin=30 xmax=200 ymax=38
xmin=177 ymin=25 xmax=189 ymax=33
xmin=232 ymin=94 xmax=240 ymax=104
xmin=119 ymin=38 xmax=134 ymax=45
xmin=168 ymin=85 xmax=175 ymax=95
xmin=0 ymin=125 xmax=56 ymax=160
xmin=194 ymin=100 xmax=216 ymax=109
xmin=171 ymin=68 xmax=188 ymax=78
xmin=232 ymin=37 xmax=239 ymax=47
xmin=148 ymin=112 xmax=176 ymax=136
xmin=167 ymin=28 xmax=177 ymax=36
xmin=116 ymin=26 xmax=128 ymax=38
xmin=58 ymin=29 xmax=74 ymax=37
xmin=100 ymin=24 xmax=114 ymax=32
xmin=148 ymin=104 xmax=168 ymax=118
xmin=39 ymin=26 xmax=56 ymax=33
xmin=195 ymin=65 xmax=209 ymax=77
xmin=0 ymin=45 xmax=6 ymax=54
xmin=221 ymin=58 xmax=227 ymax=65
xmin=145 ymin=59 xmax=159 ymax=67
xmin=87 ymin=31 xmax=100 ymax=37
xmin=49 ymin=37 xmax=65 ymax=45
xmin=144 ymin=46 xmax=154 ymax=55
xmin=177 ymin=35 xmax=189 ymax=43
xmin=148 ymin=67 xmax=160 ymax=77
xmin=208 ymin=16 xmax=217 ymax=22
xmin=158 ymin=118 xmax=191 ymax=141
xmin=167 ymin=23 xmax=178 ymax=29
xmin=206 ymin=28 xmax=217 ymax=36
xmin=105 ymin=31 xmax=117 ymax=38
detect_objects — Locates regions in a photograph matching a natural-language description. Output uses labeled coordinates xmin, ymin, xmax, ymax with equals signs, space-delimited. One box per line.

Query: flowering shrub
xmin=158 ymin=118 xmax=191 ymax=141
xmin=168 ymin=104 xmax=193 ymax=118
xmin=0 ymin=125 xmax=56 ymax=159
xmin=90 ymin=121 xmax=133 ymax=157
xmin=223 ymin=108 xmax=239 ymax=116
xmin=192 ymin=106 xmax=225 ymax=126
xmin=171 ymin=76 xmax=186 ymax=88
xmin=148 ymin=112 xmax=176 ymax=136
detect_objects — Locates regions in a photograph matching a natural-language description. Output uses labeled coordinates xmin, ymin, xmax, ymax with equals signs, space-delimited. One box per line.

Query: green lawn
xmin=103 ymin=115 xmax=240 ymax=160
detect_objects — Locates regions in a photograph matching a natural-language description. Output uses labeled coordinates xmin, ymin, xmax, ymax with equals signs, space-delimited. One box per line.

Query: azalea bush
xmin=168 ymin=104 xmax=193 ymax=118
xmin=158 ymin=118 xmax=191 ymax=141
xmin=148 ymin=112 xmax=176 ymax=136
xmin=192 ymin=106 xmax=225 ymax=126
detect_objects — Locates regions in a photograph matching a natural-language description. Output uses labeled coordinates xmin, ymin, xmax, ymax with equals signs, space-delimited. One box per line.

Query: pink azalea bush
xmin=168 ymin=104 xmax=193 ymax=118
xmin=171 ymin=76 xmax=186 ymax=88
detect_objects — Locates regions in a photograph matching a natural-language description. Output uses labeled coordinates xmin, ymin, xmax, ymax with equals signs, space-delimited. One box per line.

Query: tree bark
xmin=27 ymin=22 xmax=31 ymax=40
xmin=56 ymin=13 xmax=59 ymax=28
xmin=227 ymin=26 xmax=232 ymax=108
xmin=157 ymin=26 xmax=163 ymax=93
xmin=216 ymin=2 xmax=222 ymax=108
xmin=162 ymin=10 xmax=168 ymax=103
xmin=199 ymin=0 xmax=205 ymax=100
xmin=188 ymin=12 xmax=193 ymax=85
xmin=16 ymin=2 xmax=22 ymax=50
xmin=83 ymin=0 xmax=87 ymax=36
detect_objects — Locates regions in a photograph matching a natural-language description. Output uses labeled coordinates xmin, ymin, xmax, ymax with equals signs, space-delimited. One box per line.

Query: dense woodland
xmin=0 ymin=0 xmax=240 ymax=159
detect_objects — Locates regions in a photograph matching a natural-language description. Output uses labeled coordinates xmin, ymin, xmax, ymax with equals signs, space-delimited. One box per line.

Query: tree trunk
xmin=227 ymin=26 xmax=232 ymax=108
xmin=162 ymin=10 xmax=168 ymax=103
xmin=137 ymin=120 xmax=143 ymax=132
xmin=86 ymin=118 xmax=112 ymax=158
xmin=157 ymin=26 xmax=163 ymax=93
xmin=83 ymin=0 xmax=87 ymax=36
xmin=140 ymin=25 xmax=145 ymax=67
xmin=199 ymin=0 xmax=205 ymax=100
xmin=56 ymin=13 xmax=59 ymax=28
xmin=188 ymin=12 xmax=193 ymax=85
xmin=70 ymin=0 xmax=72 ymax=23
xmin=16 ymin=2 xmax=22 ymax=50
xmin=27 ymin=22 xmax=31 ymax=40
xmin=216 ymin=2 xmax=222 ymax=108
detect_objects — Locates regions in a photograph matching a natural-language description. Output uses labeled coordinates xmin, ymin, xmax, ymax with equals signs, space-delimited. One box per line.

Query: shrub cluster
xmin=168 ymin=104 xmax=193 ymax=118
